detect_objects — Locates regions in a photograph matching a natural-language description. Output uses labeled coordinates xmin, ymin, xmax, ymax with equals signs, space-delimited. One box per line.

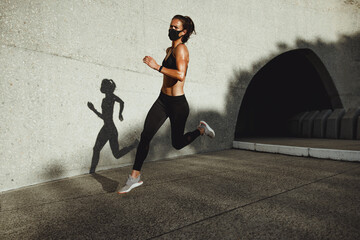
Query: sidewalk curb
xmin=233 ymin=141 xmax=360 ymax=162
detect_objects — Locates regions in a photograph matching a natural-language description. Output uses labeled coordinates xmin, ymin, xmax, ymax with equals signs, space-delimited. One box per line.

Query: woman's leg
xmin=132 ymin=97 xmax=168 ymax=172
xmin=90 ymin=126 xmax=109 ymax=173
xmin=169 ymin=98 xmax=201 ymax=150
xmin=108 ymin=128 xmax=121 ymax=159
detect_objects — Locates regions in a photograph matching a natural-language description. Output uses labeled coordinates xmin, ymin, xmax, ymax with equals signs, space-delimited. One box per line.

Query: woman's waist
xmin=103 ymin=119 xmax=116 ymax=126
xmin=161 ymin=84 xmax=184 ymax=96
xmin=160 ymin=87 xmax=184 ymax=96
xmin=159 ymin=89 xmax=186 ymax=103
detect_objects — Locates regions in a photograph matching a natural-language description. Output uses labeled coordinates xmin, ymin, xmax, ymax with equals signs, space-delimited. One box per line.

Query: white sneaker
xmin=199 ymin=121 xmax=215 ymax=138
xmin=118 ymin=175 xmax=143 ymax=194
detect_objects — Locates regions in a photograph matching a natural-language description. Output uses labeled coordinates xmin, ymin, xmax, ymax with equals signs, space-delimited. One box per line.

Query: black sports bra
xmin=162 ymin=48 xmax=177 ymax=70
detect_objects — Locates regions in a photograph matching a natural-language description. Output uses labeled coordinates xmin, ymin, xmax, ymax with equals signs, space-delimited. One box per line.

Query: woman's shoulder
xmin=175 ymin=43 xmax=187 ymax=50
xmin=174 ymin=43 xmax=188 ymax=55
xmin=104 ymin=94 xmax=117 ymax=101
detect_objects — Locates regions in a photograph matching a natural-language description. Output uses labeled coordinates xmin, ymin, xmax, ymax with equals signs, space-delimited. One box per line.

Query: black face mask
xmin=168 ymin=28 xmax=182 ymax=41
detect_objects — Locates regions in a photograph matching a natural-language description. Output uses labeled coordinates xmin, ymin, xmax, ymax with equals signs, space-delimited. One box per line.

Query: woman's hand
xmin=143 ymin=56 xmax=160 ymax=71
xmin=119 ymin=114 xmax=124 ymax=122
xmin=87 ymin=102 xmax=95 ymax=111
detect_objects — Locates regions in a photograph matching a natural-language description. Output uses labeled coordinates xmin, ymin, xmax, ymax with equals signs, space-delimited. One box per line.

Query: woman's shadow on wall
xmin=87 ymin=79 xmax=138 ymax=192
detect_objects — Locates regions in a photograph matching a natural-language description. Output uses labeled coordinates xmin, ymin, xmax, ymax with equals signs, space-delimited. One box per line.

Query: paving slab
xmin=235 ymin=137 xmax=360 ymax=151
xmin=326 ymin=109 xmax=346 ymax=139
xmin=313 ymin=109 xmax=332 ymax=138
xmin=1 ymin=149 xmax=359 ymax=239
xmin=234 ymin=137 xmax=360 ymax=162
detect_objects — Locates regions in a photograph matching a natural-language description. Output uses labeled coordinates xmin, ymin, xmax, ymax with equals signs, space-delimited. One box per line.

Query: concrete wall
xmin=1 ymin=0 xmax=359 ymax=192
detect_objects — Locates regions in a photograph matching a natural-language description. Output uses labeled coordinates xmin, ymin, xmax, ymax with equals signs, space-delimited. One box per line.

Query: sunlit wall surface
xmin=1 ymin=0 xmax=359 ymax=192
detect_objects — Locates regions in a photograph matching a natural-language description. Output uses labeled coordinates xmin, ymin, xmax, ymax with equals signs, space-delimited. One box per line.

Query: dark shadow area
xmin=91 ymin=173 xmax=119 ymax=193
xmin=236 ymin=48 xmax=343 ymax=137
xmin=41 ymin=163 xmax=65 ymax=180
xmin=88 ymin=79 xmax=138 ymax=174
xmin=234 ymin=33 xmax=360 ymax=138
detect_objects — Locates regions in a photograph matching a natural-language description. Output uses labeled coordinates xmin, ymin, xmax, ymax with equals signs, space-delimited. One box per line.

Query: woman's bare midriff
xmin=161 ymin=75 xmax=185 ymax=96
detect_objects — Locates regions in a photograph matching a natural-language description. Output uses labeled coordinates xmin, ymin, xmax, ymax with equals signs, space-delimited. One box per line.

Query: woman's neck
xmin=172 ymin=39 xmax=183 ymax=48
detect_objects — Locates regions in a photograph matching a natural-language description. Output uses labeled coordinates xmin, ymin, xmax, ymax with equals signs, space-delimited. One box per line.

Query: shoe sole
xmin=118 ymin=181 xmax=143 ymax=194
xmin=200 ymin=121 xmax=215 ymax=138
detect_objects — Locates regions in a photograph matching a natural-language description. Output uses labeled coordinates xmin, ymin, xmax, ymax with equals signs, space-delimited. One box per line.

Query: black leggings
xmin=133 ymin=92 xmax=200 ymax=171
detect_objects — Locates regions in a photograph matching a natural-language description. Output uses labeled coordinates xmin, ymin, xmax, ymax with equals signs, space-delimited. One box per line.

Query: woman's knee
xmin=93 ymin=145 xmax=101 ymax=152
xmin=172 ymin=140 xmax=184 ymax=150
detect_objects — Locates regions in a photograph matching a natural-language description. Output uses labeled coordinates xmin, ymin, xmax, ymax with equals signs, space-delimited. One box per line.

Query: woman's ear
xmin=181 ymin=29 xmax=187 ymax=36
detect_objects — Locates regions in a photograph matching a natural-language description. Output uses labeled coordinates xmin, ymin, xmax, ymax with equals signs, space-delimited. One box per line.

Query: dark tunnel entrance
xmin=235 ymin=48 xmax=343 ymax=139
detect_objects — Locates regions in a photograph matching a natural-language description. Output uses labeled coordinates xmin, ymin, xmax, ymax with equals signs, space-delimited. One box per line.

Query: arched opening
xmin=235 ymin=48 xmax=343 ymax=139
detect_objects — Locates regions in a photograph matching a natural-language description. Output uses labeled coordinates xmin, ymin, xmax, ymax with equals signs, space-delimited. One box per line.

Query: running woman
xmin=118 ymin=15 xmax=215 ymax=194
xmin=88 ymin=79 xmax=124 ymax=173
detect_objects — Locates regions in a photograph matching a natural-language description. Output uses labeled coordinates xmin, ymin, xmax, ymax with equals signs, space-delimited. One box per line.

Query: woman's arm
xmin=114 ymin=96 xmax=124 ymax=121
xmin=143 ymin=44 xmax=189 ymax=82
xmin=87 ymin=102 xmax=103 ymax=119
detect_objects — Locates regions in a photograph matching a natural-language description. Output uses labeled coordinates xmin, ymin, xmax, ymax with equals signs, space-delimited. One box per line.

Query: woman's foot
xmin=118 ymin=174 xmax=143 ymax=194
xmin=198 ymin=121 xmax=215 ymax=138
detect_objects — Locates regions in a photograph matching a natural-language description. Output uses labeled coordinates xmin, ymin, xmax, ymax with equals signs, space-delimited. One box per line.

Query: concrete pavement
xmin=1 ymin=149 xmax=360 ymax=239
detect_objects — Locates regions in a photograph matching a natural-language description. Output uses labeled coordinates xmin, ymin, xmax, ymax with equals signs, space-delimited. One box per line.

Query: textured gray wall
xmin=1 ymin=0 xmax=359 ymax=192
